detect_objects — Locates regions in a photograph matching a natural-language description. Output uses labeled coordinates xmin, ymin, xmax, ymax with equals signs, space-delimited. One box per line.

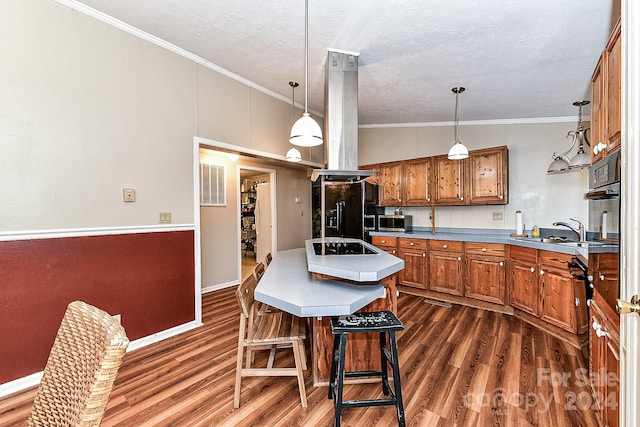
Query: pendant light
xmin=568 ymin=100 xmax=591 ymax=169
xmin=547 ymin=100 xmax=590 ymax=174
xmin=286 ymin=81 xmax=302 ymax=162
xmin=447 ymin=87 xmax=469 ymax=160
xmin=289 ymin=0 xmax=323 ymax=147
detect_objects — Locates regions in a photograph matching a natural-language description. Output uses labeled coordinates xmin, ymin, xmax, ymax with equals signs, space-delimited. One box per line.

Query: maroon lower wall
xmin=0 ymin=230 xmax=195 ymax=384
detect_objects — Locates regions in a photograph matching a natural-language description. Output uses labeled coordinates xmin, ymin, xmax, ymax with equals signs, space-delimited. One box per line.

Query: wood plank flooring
xmin=0 ymin=288 xmax=599 ymax=426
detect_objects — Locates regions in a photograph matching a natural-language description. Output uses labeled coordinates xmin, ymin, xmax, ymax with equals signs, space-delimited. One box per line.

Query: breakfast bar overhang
xmin=255 ymin=238 xmax=404 ymax=385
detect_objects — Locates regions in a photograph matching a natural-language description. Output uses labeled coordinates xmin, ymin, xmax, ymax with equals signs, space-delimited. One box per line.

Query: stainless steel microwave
xmin=378 ymin=215 xmax=412 ymax=232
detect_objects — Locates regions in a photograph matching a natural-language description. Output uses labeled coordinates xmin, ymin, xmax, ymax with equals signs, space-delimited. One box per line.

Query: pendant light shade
xmin=289 ymin=0 xmax=323 ymax=147
xmin=447 ymin=87 xmax=469 ymax=160
xmin=290 ymin=112 xmax=323 ymax=147
xmin=286 ymin=146 xmax=302 ymax=162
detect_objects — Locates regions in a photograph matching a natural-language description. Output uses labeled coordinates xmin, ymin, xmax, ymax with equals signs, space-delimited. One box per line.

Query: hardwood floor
xmin=0 ymin=288 xmax=599 ymax=426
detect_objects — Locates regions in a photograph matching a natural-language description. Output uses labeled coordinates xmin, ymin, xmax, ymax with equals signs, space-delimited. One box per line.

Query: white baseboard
xmin=201 ymin=280 xmax=239 ymax=294
xmin=0 ymin=319 xmax=202 ymax=398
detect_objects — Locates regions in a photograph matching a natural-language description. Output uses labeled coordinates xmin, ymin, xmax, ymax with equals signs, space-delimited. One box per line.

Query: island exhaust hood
xmin=310 ymin=49 xmax=373 ymax=183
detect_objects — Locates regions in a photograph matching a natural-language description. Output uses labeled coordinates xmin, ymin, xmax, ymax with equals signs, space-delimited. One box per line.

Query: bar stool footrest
xmin=342 ymin=397 xmax=398 ymax=409
xmin=344 ymin=370 xmax=383 ymax=378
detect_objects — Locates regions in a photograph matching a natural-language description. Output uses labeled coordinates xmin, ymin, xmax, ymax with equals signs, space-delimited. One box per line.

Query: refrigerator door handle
xmin=336 ymin=201 xmax=343 ymax=235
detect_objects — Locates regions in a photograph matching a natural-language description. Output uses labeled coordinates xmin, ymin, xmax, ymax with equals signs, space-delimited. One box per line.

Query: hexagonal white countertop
xmin=254 ymin=239 xmax=404 ymax=318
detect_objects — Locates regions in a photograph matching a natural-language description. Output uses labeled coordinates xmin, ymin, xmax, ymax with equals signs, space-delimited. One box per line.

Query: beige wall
xmin=0 ymin=0 xmax=322 ymax=233
xmin=360 ymin=121 xmax=590 ymax=231
xmin=199 ymin=149 xmax=311 ymax=290
xmin=0 ymin=0 xmax=197 ymax=230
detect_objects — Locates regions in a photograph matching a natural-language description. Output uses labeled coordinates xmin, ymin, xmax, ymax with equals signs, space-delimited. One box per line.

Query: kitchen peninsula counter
xmin=254 ymin=239 xmax=404 ymax=385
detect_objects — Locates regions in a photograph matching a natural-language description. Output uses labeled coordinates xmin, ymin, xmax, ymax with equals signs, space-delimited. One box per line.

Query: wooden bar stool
xmin=328 ymin=310 xmax=405 ymax=427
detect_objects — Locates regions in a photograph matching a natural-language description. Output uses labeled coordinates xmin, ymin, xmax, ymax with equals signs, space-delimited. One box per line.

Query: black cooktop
xmin=313 ymin=242 xmax=377 ymax=256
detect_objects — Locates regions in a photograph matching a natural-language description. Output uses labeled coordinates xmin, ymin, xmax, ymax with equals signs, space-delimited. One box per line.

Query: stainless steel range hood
xmin=311 ymin=49 xmax=373 ymax=183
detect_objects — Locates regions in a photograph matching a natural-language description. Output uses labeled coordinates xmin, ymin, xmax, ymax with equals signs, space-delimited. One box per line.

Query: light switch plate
xmin=159 ymin=212 xmax=172 ymax=223
xmin=492 ymin=211 xmax=503 ymax=221
xmin=123 ymin=188 xmax=135 ymax=202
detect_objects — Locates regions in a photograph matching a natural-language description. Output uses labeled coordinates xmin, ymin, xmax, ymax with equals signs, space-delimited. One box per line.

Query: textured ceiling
xmin=72 ymin=0 xmax=616 ymax=124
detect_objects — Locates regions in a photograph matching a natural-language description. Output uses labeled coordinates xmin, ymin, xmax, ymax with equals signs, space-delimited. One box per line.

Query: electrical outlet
xmin=123 ymin=188 xmax=135 ymax=202
xmin=492 ymin=211 xmax=503 ymax=221
xmin=159 ymin=212 xmax=172 ymax=223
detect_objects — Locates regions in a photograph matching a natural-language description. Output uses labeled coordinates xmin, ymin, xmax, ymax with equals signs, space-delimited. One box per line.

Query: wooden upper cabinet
xmin=605 ymin=21 xmax=621 ymax=156
xmin=591 ymin=57 xmax=605 ymax=164
xmin=433 ymin=155 xmax=467 ymax=205
xmin=404 ymin=157 xmax=432 ymax=206
xmin=372 ymin=145 xmax=509 ymax=207
xmin=468 ymin=146 xmax=508 ymax=205
xmin=591 ymin=18 xmax=621 ymax=163
xmin=378 ymin=162 xmax=403 ymax=206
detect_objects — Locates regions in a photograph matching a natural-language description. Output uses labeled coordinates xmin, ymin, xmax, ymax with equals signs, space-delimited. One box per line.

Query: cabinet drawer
xmin=372 ymin=236 xmax=397 ymax=247
xmin=465 ymin=242 xmax=505 ymax=257
xmin=398 ymin=238 xmax=427 ymax=250
xmin=509 ymin=245 xmax=537 ymax=263
xmin=429 ymin=240 xmax=463 ymax=252
xmin=539 ymin=250 xmax=573 ymax=270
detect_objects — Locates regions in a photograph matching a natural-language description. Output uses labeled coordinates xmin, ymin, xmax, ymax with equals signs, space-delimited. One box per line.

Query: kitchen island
xmin=255 ymin=238 xmax=404 ymax=385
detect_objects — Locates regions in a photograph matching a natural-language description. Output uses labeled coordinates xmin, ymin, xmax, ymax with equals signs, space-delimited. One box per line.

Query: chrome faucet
xmin=552 ymin=218 xmax=586 ymax=242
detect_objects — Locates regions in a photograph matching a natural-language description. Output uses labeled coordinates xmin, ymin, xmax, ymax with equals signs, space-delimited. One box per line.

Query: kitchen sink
xmin=513 ymin=237 xmax=578 ymax=244
xmin=556 ymin=241 xmax=617 ymax=248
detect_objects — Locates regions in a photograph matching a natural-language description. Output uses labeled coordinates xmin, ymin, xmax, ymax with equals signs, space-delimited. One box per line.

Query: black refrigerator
xmin=312 ymin=181 xmax=365 ymax=239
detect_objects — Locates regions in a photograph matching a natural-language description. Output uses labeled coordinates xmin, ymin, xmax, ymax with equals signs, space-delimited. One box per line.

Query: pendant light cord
xmin=304 ymin=0 xmax=309 ymax=114
xmin=454 ymin=91 xmax=460 ymax=142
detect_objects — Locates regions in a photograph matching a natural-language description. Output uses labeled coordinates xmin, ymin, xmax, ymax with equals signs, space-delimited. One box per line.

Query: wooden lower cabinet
xmin=538 ymin=251 xmax=588 ymax=335
xmin=509 ymin=246 xmax=539 ymax=316
xmin=428 ymin=240 xmax=464 ymax=296
xmin=589 ymin=288 xmax=620 ymax=427
xmin=464 ymin=242 xmax=506 ymax=304
xmin=397 ymin=238 xmax=427 ymax=289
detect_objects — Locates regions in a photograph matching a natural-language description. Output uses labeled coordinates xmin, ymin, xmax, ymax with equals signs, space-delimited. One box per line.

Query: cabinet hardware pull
xmin=481 ymin=248 xmax=487 ymax=252
xmin=530 ymin=267 xmax=535 ymax=273
xmin=457 ymin=256 xmax=461 ymax=261
xmin=540 ymin=269 xmax=545 ymax=276
xmin=443 ymin=244 xmax=448 ymax=248
xmin=499 ymin=261 xmax=504 ymax=267
xmin=595 ymin=329 xmax=608 ymax=338
xmin=410 ymin=242 xmax=414 ymax=246
xmin=599 ymin=274 xmax=605 ymax=281
xmin=592 ymin=320 xmax=601 ymax=330
xmin=422 ymin=253 xmax=426 ymax=257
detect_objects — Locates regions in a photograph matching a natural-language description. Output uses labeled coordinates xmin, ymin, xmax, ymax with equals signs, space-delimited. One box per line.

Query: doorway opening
xmin=240 ymin=167 xmax=274 ymax=280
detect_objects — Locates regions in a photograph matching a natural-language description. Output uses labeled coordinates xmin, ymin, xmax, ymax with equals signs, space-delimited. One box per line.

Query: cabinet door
xmin=397 ymin=248 xmax=427 ymax=289
xmin=589 ymin=307 xmax=606 ymax=416
xmin=379 ymin=162 xmax=403 ymax=206
xmin=404 ymin=158 xmax=432 ymax=206
xmin=539 ymin=266 xmax=577 ymax=333
xmin=605 ymin=22 xmax=621 ymax=156
xmin=603 ymin=336 xmax=620 ymax=427
xmin=591 ymin=57 xmax=605 ymax=164
xmin=509 ymin=259 xmax=539 ymax=316
xmin=433 ymin=155 xmax=466 ymax=205
xmin=465 ymin=255 xmax=505 ymax=304
xmin=428 ymin=250 xmax=464 ymax=296
xmin=468 ymin=146 xmax=508 ymax=205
